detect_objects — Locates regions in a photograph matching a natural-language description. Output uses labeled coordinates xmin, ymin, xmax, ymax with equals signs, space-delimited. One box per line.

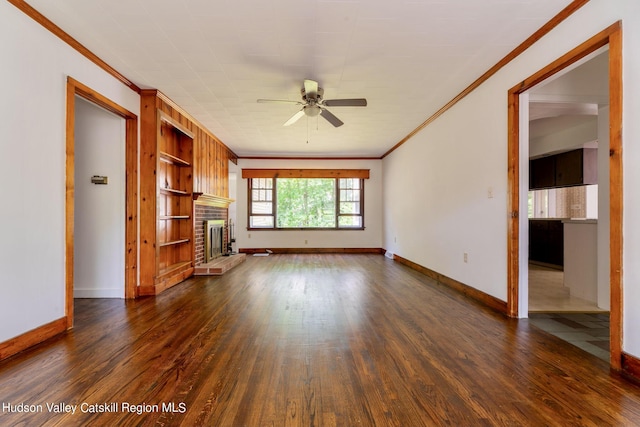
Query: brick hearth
xmin=194 ymin=253 xmax=246 ymax=276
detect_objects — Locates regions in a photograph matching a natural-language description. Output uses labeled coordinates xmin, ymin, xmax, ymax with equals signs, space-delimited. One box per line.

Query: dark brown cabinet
xmin=529 ymin=219 xmax=564 ymax=267
xmin=530 ymin=155 xmax=556 ymax=189
xmin=529 ymin=148 xmax=597 ymax=190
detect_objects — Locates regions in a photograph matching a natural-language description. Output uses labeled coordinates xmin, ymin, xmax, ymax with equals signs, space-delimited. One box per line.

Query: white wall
xmin=597 ymin=106 xmax=610 ymax=309
xmin=0 ymin=1 xmax=139 ymax=342
xmin=382 ymin=0 xmax=640 ymax=357
xmin=233 ymin=158 xmax=383 ymax=250
xmin=529 ymin=118 xmax=597 ymax=158
xmin=74 ymin=97 xmax=125 ymax=298
xmin=383 ymin=81 xmax=508 ymax=300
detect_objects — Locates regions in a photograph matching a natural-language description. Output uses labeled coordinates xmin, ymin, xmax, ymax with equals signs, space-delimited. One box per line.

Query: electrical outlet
xmin=248 ymin=233 xmax=251 ymax=238
xmin=305 ymin=239 xmax=308 ymax=244
xmin=464 ymin=252 xmax=468 ymax=263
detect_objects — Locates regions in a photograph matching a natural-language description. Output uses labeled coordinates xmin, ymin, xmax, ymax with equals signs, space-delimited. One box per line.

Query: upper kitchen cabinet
xmin=529 ymin=148 xmax=597 ymax=190
xmin=530 ymin=155 xmax=556 ymax=190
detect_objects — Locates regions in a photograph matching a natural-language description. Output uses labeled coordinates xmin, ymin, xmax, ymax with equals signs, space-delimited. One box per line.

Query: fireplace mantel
xmin=193 ymin=193 xmax=234 ymax=208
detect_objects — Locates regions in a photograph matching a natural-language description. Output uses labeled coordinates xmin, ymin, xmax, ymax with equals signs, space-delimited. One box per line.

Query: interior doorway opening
xmin=507 ymin=22 xmax=623 ymax=370
xmin=65 ymin=77 xmax=138 ymax=329
xmin=524 ymin=49 xmax=609 ymax=361
xmin=74 ymin=96 xmax=126 ymax=299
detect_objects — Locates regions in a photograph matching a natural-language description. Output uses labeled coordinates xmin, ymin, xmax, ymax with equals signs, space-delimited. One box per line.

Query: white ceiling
xmin=25 ymin=0 xmax=575 ymax=157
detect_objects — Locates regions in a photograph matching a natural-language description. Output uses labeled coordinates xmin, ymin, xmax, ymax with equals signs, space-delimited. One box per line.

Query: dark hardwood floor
xmin=2 ymin=254 xmax=640 ymax=426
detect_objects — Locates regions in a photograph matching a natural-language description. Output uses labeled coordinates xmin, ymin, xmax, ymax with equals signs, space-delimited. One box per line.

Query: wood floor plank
xmin=1 ymin=254 xmax=640 ymax=426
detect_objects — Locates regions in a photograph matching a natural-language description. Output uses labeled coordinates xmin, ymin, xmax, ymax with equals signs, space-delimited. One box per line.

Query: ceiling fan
xmin=257 ymin=79 xmax=367 ymax=127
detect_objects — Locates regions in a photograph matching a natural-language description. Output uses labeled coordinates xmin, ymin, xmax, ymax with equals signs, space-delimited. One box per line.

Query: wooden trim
xmin=242 ymin=169 xmax=370 ymax=179
xmin=507 ymin=89 xmax=520 ymax=318
xmin=393 ymin=254 xmax=508 ymax=315
xmin=508 ymin=25 xmax=619 ymax=95
xmin=0 ymin=317 xmax=67 ymax=362
xmin=7 ymin=0 xmax=140 ymax=93
xmin=240 ymin=248 xmax=384 ymax=255
xmin=622 ymin=353 xmax=640 ymax=385
xmin=138 ymin=266 xmax=195 ymax=296
xmin=382 ymin=0 xmax=589 ymax=158
xmin=65 ymin=79 xmax=76 ymax=328
xmin=193 ymin=193 xmax=235 ymax=208
xmin=66 ymin=77 xmax=139 ymax=315
xmin=238 ymin=156 xmax=381 ymax=161
xmin=125 ymin=118 xmax=139 ymax=299
xmin=506 ymin=22 xmax=623 ymax=371
xmin=69 ymin=77 xmax=136 ymax=119
xmin=609 ymin=25 xmax=624 ymax=372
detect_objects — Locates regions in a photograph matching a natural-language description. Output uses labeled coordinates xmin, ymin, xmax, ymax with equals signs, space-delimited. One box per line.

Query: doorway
xmin=65 ymin=77 xmax=138 ymax=329
xmin=74 ymin=97 xmax=126 ymax=298
xmin=507 ymin=23 xmax=623 ymax=370
xmin=527 ymin=49 xmax=609 ymax=312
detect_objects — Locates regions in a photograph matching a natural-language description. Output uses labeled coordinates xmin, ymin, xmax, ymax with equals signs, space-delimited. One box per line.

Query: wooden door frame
xmin=65 ymin=77 xmax=138 ymax=328
xmin=507 ymin=22 xmax=623 ymax=370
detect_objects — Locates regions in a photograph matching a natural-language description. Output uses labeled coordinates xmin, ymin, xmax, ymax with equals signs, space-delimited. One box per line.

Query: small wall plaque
xmin=91 ymin=175 xmax=108 ymax=185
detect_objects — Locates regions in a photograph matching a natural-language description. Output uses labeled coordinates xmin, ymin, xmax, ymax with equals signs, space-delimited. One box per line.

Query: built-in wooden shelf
xmin=158 ymin=260 xmax=192 ymax=277
xmin=159 ymin=238 xmax=190 ymax=247
xmin=160 ymin=151 xmax=191 ymax=167
xmin=160 ymin=187 xmax=190 ymax=196
xmin=141 ymin=98 xmax=197 ymax=296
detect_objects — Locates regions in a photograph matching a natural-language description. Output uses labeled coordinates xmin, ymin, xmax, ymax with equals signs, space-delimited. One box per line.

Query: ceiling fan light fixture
xmin=304 ymin=104 xmax=321 ymax=117
xmin=259 ymin=79 xmax=367 ymax=127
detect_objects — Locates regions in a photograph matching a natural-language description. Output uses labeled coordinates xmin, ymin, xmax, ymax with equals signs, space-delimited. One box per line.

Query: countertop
xmin=562 ymin=218 xmax=597 ymax=224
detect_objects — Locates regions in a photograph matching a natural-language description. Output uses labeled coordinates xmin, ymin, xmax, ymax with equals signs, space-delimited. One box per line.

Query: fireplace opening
xmin=204 ymin=220 xmax=225 ymax=263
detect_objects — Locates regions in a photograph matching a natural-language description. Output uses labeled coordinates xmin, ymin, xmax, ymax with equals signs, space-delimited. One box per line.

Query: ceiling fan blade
xmin=257 ymin=99 xmax=302 ymax=105
xmin=283 ymin=109 xmax=305 ymax=126
xmin=304 ymin=79 xmax=319 ymax=99
xmin=323 ymin=98 xmax=367 ymax=107
xmin=320 ymin=108 xmax=344 ymax=127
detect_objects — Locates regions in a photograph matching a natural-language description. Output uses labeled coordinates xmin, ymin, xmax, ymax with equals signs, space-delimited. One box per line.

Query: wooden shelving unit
xmin=159 ymin=215 xmax=190 ymax=220
xmin=140 ymin=104 xmax=195 ymax=296
xmin=156 ymin=110 xmax=194 ymax=287
xmin=160 ymin=150 xmax=191 ymax=167
xmin=160 ymin=187 xmax=190 ymax=196
xmin=139 ymin=89 xmax=238 ymax=297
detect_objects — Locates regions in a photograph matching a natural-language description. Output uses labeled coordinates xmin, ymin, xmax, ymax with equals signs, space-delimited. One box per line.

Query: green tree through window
xmin=277 ymin=179 xmax=336 ymax=228
xmin=248 ymin=177 xmax=364 ymax=229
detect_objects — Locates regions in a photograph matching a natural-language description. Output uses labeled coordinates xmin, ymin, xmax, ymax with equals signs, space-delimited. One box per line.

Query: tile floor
xmin=528 ymin=263 xmax=605 ymax=312
xmin=527 ymin=264 xmax=609 ymax=361
xmin=527 ymin=312 xmax=610 ymax=361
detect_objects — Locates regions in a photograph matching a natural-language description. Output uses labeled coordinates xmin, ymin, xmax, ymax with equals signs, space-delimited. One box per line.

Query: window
xmin=249 ymin=178 xmax=274 ymax=228
xmin=248 ymin=177 xmax=364 ymax=229
xmin=528 ymin=185 xmax=597 ymax=219
xmin=338 ymin=178 xmax=363 ymax=228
